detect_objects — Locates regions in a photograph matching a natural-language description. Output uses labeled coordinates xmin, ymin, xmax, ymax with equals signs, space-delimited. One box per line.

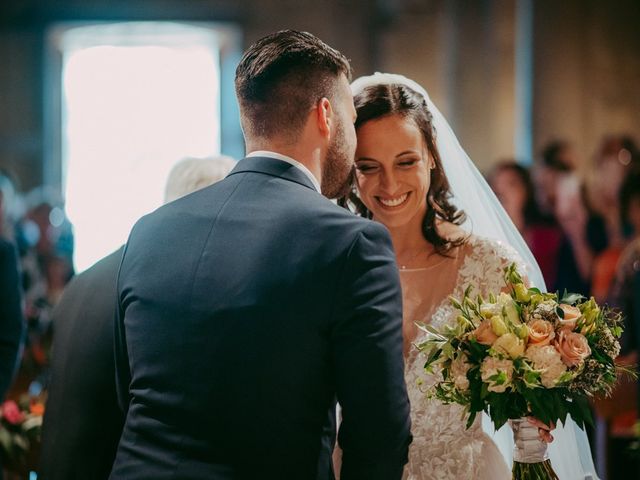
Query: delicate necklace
xmin=398 ymin=249 xmax=425 ymax=270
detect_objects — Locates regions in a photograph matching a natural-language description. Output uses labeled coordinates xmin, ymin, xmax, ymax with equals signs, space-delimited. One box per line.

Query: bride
xmin=341 ymin=73 xmax=599 ymax=480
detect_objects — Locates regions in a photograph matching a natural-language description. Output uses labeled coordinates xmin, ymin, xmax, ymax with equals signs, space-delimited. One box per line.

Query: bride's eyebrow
xmin=395 ymin=150 xmax=421 ymax=158
xmin=355 ymin=157 xmax=379 ymax=162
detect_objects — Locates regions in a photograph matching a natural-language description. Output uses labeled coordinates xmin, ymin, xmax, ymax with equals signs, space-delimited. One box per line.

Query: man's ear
xmin=315 ymin=97 xmax=333 ymax=140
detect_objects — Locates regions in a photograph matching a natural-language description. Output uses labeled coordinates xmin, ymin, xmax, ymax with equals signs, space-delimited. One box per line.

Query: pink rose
xmin=557 ymin=304 xmax=581 ymax=331
xmin=474 ymin=319 xmax=499 ymax=346
xmin=1 ymin=400 xmax=24 ymax=425
xmin=528 ymin=319 xmax=555 ymax=347
xmin=554 ymin=329 xmax=591 ymax=367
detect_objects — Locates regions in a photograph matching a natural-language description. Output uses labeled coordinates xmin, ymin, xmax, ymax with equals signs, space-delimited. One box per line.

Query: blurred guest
xmin=17 ymin=193 xmax=75 ymax=305
xmin=0 ymin=169 xmax=25 ymax=399
xmin=536 ymin=141 xmax=608 ymax=296
xmin=164 ymin=155 xmax=236 ymax=203
xmin=39 ymin=155 xmax=235 ymax=480
xmin=533 ymin=140 xmax=579 ymax=215
xmin=0 ymin=168 xmax=21 ymax=241
xmin=12 ymin=192 xmax=75 ymax=395
xmin=0 ymin=237 xmax=25 ymax=480
xmin=489 ymin=160 xmax=563 ymax=287
xmin=0 ymin=171 xmax=25 ymax=478
xmin=589 ymin=136 xmax=638 ymax=245
xmin=609 ymin=169 xmax=640 ymax=369
xmin=0 ymin=240 xmax=24 ymax=401
xmin=602 ymin=170 xmax=640 ymax=479
xmin=589 ymin=135 xmax=639 ymax=302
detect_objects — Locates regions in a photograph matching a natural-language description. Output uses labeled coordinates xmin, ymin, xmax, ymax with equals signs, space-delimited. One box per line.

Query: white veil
xmin=350 ymin=73 xmax=599 ymax=480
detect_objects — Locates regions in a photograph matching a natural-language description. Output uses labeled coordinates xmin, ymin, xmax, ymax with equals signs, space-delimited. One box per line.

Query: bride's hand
xmin=526 ymin=416 xmax=555 ymax=443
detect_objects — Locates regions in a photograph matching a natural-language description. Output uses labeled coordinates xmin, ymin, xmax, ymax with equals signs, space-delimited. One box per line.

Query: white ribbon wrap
xmin=510 ymin=418 xmax=549 ymax=464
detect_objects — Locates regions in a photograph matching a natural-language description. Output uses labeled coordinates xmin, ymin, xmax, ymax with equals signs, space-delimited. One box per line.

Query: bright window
xmin=60 ymin=23 xmax=220 ymax=272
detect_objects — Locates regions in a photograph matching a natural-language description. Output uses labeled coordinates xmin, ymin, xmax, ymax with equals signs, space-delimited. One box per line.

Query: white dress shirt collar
xmin=247 ymin=150 xmax=321 ymax=193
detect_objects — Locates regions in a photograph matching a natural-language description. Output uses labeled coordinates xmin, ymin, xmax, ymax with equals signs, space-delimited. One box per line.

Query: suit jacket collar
xmin=228 ymin=156 xmax=319 ymax=192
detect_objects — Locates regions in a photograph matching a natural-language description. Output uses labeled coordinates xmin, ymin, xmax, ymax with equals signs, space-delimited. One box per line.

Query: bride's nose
xmin=379 ymin=169 xmax=399 ymax=193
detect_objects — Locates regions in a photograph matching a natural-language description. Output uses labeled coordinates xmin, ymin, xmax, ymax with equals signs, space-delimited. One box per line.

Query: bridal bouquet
xmin=417 ymin=263 xmax=625 ymax=479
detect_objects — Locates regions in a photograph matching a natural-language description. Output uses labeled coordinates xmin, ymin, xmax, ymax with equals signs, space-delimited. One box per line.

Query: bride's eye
xmin=355 ymin=163 xmax=379 ymax=173
xmin=397 ymin=158 xmax=419 ymax=168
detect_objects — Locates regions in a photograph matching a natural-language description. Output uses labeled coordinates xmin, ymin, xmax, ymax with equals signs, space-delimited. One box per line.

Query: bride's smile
xmin=377 ymin=192 xmax=410 ymax=208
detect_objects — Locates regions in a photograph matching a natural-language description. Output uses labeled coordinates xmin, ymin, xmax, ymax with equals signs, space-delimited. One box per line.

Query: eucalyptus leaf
xmin=560 ymin=291 xmax=585 ymax=305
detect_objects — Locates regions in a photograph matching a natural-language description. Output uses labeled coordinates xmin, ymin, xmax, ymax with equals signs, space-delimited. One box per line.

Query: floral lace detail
xmin=403 ymin=236 xmax=524 ymax=480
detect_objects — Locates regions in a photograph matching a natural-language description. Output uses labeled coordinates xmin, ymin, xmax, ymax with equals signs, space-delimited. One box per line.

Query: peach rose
xmin=527 ymin=319 xmax=556 ymax=347
xmin=554 ymin=329 xmax=591 ymax=367
xmin=557 ymin=304 xmax=581 ymax=331
xmin=474 ymin=319 xmax=499 ymax=345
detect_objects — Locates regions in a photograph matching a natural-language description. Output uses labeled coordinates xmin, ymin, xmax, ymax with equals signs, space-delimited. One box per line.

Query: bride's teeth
xmin=379 ymin=194 xmax=408 ymax=207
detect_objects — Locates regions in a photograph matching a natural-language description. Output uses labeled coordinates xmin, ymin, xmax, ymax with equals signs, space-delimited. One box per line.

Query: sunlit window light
xmin=61 ymin=23 xmax=220 ymax=272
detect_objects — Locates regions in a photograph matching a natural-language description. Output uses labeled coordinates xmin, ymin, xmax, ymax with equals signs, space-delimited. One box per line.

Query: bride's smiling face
xmin=355 ymin=114 xmax=432 ymax=229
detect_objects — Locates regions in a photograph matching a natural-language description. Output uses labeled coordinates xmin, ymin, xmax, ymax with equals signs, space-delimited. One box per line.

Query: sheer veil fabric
xmin=350 ymin=73 xmax=599 ymax=480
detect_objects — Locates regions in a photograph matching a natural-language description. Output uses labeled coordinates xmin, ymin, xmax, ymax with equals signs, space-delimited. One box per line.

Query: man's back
xmin=111 ymin=157 xmax=410 ymax=479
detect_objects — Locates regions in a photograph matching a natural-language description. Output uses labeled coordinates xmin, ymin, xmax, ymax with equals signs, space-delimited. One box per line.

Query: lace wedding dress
xmin=402 ymin=235 xmax=523 ymax=480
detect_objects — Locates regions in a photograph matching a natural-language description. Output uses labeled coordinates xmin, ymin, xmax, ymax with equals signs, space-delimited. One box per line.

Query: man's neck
xmin=246 ymin=142 xmax=323 ymax=188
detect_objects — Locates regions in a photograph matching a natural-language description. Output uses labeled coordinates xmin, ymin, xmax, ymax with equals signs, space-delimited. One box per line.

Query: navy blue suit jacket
xmin=111 ymin=157 xmax=411 ymax=480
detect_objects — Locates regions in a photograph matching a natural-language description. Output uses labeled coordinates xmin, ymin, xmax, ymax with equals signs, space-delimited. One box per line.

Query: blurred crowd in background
xmin=0 ymin=174 xmax=74 ymax=401
xmin=488 ymin=134 xmax=640 ymax=478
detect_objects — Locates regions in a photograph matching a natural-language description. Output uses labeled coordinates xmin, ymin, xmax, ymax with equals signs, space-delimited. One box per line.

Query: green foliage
xmin=559 ymin=290 xmax=585 ymax=305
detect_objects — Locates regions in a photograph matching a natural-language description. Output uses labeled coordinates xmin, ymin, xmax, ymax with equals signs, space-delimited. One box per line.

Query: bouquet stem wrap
xmin=510 ymin=418 xmax=559 ymax=480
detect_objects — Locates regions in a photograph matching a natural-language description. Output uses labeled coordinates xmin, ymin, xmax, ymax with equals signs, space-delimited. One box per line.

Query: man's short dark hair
xmin=235 ymin=30 xmax=351 ymax=141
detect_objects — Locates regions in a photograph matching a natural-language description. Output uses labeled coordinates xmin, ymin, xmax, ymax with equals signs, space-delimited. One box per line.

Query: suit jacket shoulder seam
xmin=186 ymin=174 xmax=250 ymax=307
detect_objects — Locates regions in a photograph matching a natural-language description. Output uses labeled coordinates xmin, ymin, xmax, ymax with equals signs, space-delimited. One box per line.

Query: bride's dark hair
xmin=338 ymin=83 xmax=466 ymax=256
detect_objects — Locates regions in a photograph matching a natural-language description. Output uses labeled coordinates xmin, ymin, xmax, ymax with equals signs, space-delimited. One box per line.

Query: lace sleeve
xmin=457 ymin=236 xmax=531 ymax=298
xmin=489 ymin=239 xmax=532 ymax=286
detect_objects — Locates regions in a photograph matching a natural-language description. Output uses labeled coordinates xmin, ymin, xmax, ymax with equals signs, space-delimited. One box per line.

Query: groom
xmin=111 ymin=30 xmax=411 ymax=479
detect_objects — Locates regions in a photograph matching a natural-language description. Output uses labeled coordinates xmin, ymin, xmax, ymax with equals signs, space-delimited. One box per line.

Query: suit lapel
xmin=227 ymin=156 xmax=318 ymax=192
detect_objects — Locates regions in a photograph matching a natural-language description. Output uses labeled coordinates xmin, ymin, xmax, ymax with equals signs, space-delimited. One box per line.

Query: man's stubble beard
xmin=321 ymin=119 xmax=355 ymax=199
